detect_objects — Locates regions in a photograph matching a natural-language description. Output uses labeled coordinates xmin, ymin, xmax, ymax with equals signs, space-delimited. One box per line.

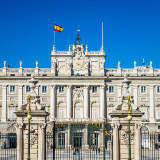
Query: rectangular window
xmin=141 ymin=86 xmax=146 ymax=93
xmin=10 ymin=86 xmax=15 ymax=92
xmin=109 ymin=86 xmax=114 ymax=93
xmin=75 ymin=108 xmax=82 ymax=118
xmin=156 ymin=110 xmax=160 ymax=120
xmin=10 ymin=74 xmax=15 ymax=76
xmin=26 ymin=86 xmax=31 ymax=92
xmin=92 ymin=108 xmax=98 ymax=118
xmin=92 ymin=86 xmax=97 ymax=93
xmin=158 ymin=87 xmax=160 ymax=93
xmin=27 ymin=74 xmax=31 ymax=76
xmin=59 ymin=86 xmax=64 ymax=93
xmin=43 ymin=74 xmax=47 ymax=76
xmin=59 ymin=108 xmax=64 ymax=118
xmin=42 ymin=86 xmax=47 ymax=93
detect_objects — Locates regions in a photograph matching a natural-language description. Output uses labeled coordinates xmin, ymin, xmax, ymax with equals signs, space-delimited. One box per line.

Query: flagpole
xmin=54 ymin=22 xmax=55 ymax=46
xmin=101 ymin=22 xmax=104 ymax=51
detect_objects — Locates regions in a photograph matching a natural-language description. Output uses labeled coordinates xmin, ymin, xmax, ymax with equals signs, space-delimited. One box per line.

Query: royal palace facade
xmin=0 ymin=32 xmax=160 ymax=148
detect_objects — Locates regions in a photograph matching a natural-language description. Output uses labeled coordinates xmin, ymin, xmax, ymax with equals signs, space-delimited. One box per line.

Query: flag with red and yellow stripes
xmin=54 ymin=24 xmax=63 ymax=32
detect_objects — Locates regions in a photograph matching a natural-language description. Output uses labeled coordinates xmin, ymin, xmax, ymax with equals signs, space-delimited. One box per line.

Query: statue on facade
xmin=150 ymin=61 xmax=152 ymax=68
xmin=20 ymin=61 xmax=22 ymax=68
xmin=4 ymin=61 xmax=6 ymax=68
xmin=134 ymin=61 xmax=136 ymax=68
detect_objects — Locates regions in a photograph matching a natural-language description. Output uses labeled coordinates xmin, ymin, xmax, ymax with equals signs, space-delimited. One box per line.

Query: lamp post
xmin=127 ymin=95 xmax=132 ymax=160
xmin=27 ymin=95 xmax=32 ymax=160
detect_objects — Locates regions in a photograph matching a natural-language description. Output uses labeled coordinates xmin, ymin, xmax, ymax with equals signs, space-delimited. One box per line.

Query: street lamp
xmin=27 ymin=95 xmax=32 ymax=160
xmin=127 ymin=95 xmax=132 ymax=160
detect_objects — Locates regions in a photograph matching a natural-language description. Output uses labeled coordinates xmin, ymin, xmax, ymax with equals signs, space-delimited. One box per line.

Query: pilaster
xmin=134 ymin=123 xmax=141 ymax=160
xmin=18 ymin=85 xmax=23 ymax=110
xmin=113 ymin=123 xmax=120 ymax=160
xmin=84 ymin=85 xmax=89 ymax=118
xmin=150 ymin=85 xmax=155 ymax=122
xmin=117 ymin=85 xmax=122 ymax=103
xmin=100 ymin=85 xmax=105 ymax=118
xmin=67 ymin=85 xmax=72 ymax=118
xmin=133 ymin=85 xmax=138 ymax=106
xmin=1 ymin=85 xmax=7 ymax=122
xmin=17 ymin=123 xmax=23 ymax=160
xmin=50 ymin=85 xmax=56 ymax=120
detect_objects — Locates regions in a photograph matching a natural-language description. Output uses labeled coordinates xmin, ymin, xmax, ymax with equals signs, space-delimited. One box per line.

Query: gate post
xmin=110 ymin=76 xmax=143 ymax=160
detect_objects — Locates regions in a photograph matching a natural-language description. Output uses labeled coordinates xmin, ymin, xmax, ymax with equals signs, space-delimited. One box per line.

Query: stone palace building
xmin=0 ymin=32 xmax=160 ymax=148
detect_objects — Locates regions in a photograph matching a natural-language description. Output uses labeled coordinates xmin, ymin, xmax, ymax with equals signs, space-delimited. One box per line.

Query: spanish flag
xmin=54 ymin=24 xmax=63 ymax=32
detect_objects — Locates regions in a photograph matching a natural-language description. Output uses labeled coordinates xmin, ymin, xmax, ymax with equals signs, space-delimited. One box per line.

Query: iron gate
xmin=46 ymin=121 xmax=113 ymax=160
xmin=141 ymin=126 xmax=160 ymax=160
xmin=0 ymin=132 xmax=17 ymax=160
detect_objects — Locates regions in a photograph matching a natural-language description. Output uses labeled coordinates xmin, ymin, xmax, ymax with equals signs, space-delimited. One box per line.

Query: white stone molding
xmin=50 ymin=85 xmax=56 ymax=120
xmin=121 ymin=128 xmax=134 ymax=146
xmin=67 ymin=85 xmax=72 ymax=118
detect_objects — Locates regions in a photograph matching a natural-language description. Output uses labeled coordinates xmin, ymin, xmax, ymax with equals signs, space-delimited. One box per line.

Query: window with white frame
xmin=26 ymin=86 xmax=31 ymax=93
xmin=92 ymin=86 xmax=97 ymax=93
xmin=127 ymin=86 xmax=131 ymax=93
xmin=10 ymin=86 xmax=15 ymax=93
xmin=109 ymin=86 xmax=114 ymax=93
xmin=59 ymin=108 xmax=65 ymax=118
xmin=42 ymin=86 xmax=47 ymax=93
xmin=156 ymin=109 xmax=160 ymax=120
xmin=157 ymin=87 xmax=160 ymax=93
xmin=75 ymin=108 xmax=83 ymax=118
xmin=92 ymin=108 xmax=99 ymax=118
xmin=59 ymin=86 xmax=64 ymax=93
xmin=141 ymin=86 xmax=146 ymax=93
xmin=141 ymin=108 xmax=148 ymax=119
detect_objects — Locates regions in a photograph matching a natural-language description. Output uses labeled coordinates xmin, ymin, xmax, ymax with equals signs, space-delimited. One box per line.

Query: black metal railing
xmin=0 ymin=132 xmax=17 ymax=160
xmin=141 ymin=128 xmax=160 ymax=160
xmin=46 ymin=122 xmax=113 ymax=160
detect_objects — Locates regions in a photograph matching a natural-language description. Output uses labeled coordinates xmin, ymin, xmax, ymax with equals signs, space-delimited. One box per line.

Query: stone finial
xmin=4 ymin=61 xmax=6 ymax=68
xmin=150 ymin=61 xmax=152 ymax=68
xmin=20 ymin=61 xmax=22 ymax=68
xmin=134 ymin=61 xmax=136 ymax=67
xmin=36 ymin=61 xmax=38 ymax=68
xmin=86 ymin=45 xmax=88 ymax=51
xmin=69 ymin=45 xmax=71 ymax=51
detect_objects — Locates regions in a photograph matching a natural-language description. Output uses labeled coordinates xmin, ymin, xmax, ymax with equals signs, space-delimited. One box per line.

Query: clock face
xmin=74 ymin=60 xmax=83 ymax=69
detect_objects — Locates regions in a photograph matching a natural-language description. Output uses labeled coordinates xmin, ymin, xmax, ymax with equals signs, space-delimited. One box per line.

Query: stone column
xmin=67 ymin=85 xmax=72 ymax=118
xmin=150 ymin=85 xmax=155 ymax=122
xmin=38 ymin=123 xmax=46 ymax=160
xmin=113 ymin=123 xmax=119 ymax=160
xmin=84 ymin=85 xmax=89 ymax=118
xmin=134 ymin=85 xmax=138 ymax=106
xmin=100 ymin=85 xmax=105 ymax=118
xmin=50 ymin=85 xmax=56 ymax=120
xmin=135 ymin=123 xmax=141 ymax=160
xmin=1 ymin=85 xmax=7 ymax=122
xmin=117 ymin=85 xmax=122 ymax=103
xmin=84 ymin=124 xmax=89 ymax=148
xmin=18 ymin=85 xmax=23 ymax=110
xmin=17 ymin=123 xmax=23 ymax=160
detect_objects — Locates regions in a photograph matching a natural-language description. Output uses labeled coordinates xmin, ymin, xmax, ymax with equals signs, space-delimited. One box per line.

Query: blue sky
xmin=0 ymin=0 xmax=160 ymax=69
